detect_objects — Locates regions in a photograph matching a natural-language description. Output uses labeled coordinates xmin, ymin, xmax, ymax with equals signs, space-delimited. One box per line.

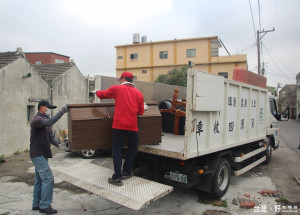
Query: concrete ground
xmin=1 ymin=139 xmax=298 ymax=215
xmin=1 ymin=119 xmax=300 ymax=215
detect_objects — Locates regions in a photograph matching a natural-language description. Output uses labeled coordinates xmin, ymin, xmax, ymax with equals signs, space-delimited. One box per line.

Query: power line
xmin=246 ymin=45 xmax=256 ymax=55
xmin=248 ymin=0 xmax=257 ymax=40
xmin=240 ymin=42 xmax=256 ymax=53
xmin=262 ymin=42 xmax=294 ymax=84
xmin=266 ymin=68 xmax=295 ymax=79
xmin=262 ymin=43 xmax=297 ymax=76
xmin=258 ymin=0 xmax=262 ymax=31
xmin=267 ymin=72 xmax=293 ymax=86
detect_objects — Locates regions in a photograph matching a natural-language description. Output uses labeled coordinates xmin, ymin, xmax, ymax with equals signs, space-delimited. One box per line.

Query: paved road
xmin=1 ymin=120 xmax=300 ymax=214
xmin=255 ymin=118 xmax=300 ymax=203
xmin=279 ymin=119 xmax=300 ymax=158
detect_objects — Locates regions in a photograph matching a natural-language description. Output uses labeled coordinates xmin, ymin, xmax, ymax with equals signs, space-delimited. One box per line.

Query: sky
xmin=1 ymin=0 xmax=300 ymax=88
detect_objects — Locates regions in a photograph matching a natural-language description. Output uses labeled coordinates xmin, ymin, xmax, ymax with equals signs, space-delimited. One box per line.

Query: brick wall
xmin=25 ymin=53 xmax=69 ymax=65
xmin=233 ymin=67 xmax=266 ymax=88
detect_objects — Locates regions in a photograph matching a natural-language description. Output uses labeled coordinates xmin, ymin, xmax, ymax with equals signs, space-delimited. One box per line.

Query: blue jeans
xmin=112 ymin=129 xmax=138 ymax=180
xmin=31 ymin=156 xmax=54 ymax=209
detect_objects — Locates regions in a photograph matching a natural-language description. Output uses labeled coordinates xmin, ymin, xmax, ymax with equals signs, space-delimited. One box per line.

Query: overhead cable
xmin=262 ymin=43 xmax=294 ymax=84
xmin=248 ymin=0 xmax=257 ymax=40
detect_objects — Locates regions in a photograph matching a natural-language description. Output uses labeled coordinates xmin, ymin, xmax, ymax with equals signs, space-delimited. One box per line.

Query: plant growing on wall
xmin=45 ymin=77 xmax=52 ymax=87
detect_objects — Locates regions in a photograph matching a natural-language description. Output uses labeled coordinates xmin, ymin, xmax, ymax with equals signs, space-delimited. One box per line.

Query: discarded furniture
xmin=68 ymin=102 xmax=161 ymax=151
xmin=160 ymin=89 xmax=186 ymax=135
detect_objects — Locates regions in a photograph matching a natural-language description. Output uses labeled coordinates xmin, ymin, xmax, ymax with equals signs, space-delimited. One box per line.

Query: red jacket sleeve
xmin=138 ymin=94 xmax=144 ymax=115
xmin=96 ymin=87 xmax=116 ymax=99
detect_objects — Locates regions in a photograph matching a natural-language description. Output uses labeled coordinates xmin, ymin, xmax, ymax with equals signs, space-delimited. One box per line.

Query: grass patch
xmin=9 ymin=173 xmax=35 ymax=186
xmin=198 ymin=193 xmax=227 ymax=208
xmin=0 ymin=212 xmax=10 ymax=215
xmin=275 ymin=197 xmax=289 ymax=204
xmin=0 ymin=154 xmax=5 ymax=164
xmin=13 ymin=150 xmax=20 ymax=156
xmin=8 ymin=173 xmax=90 ymax=195
xmin=55 ymin=181 xmax=91 ymax=194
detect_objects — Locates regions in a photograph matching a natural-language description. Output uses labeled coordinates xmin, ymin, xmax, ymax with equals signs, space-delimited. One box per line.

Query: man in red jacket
xmin=95 ymin=72 xmax=144 ymax=186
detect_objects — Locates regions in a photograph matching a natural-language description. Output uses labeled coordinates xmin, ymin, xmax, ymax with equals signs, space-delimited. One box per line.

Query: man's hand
xmin=61 ymin=105 xmax=69 ymax=114
xmin=91 ymin=89 xmax=99 ymax=94
xmin=58 ymin=141 xmax=68 ymax=151
xmin=144 ymin=103 xmax=149 ymax=110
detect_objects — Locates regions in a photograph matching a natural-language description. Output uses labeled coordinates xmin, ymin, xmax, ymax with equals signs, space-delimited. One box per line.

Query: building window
xmin=27 ymin=105 xmax=35 ymax=122
xmin=187 ymin=49 xmax=196 ymax=58
xmin=142 ymin=70 xmax=147 ymax=74
xmin=118 ymin=56 xmax=123 ymax=60
xmin=55 ymin=59 xmax=64 ymax=64
xmin=35 ymin=61 xmax=41 ymax=65
xmin=130 ymin=53 xmax=138 ymax=61
xmin=159 ymin=51 xmax=168 ymax=59
xmin=218 ymin=72 xmax=228 ymax=78
xmin=211 ymin=39 xmax=221 ymax=57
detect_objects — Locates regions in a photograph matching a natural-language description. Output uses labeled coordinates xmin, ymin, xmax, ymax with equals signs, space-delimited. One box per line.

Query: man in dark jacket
xmin=30 ymin=100 xmax=68 ymax=214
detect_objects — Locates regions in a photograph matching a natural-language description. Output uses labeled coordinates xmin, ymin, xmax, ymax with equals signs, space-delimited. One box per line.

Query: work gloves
xmin=58 ymin=141 xmax=68 ymax=151
xmin=144 ymin=103 xmax=149 ymax=110
xmin=61 ymin=105 xmax=69 ymax=114
xmin=91 ymin=89 xmax=98 ymax=94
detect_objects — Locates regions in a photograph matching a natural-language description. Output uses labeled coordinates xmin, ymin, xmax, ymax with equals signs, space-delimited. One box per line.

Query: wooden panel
xmin=68 ymin=102 xmax=162 ymax=151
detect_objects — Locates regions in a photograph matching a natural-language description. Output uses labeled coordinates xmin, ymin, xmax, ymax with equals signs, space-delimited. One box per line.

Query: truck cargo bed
xmin=138 ymin=133 xmax=185 ymax=159
xmin=138 ymin=132 xmax=265 ymax=160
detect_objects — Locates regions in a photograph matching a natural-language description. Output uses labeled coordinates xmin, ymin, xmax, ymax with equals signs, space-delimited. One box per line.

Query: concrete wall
xmin=297 ymin=73 xmax=300 ymax=119
xmin=52 ymin=66 xmax=88 ymax=134
xmin=0 ymin=58 xmax=49 ymax=156
xmin=94 ymin=75 xmax=186 ymax=103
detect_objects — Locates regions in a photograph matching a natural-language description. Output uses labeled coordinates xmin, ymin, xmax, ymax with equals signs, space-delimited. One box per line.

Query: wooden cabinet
xmin=68 ymin=102 xmax=161 ymax=151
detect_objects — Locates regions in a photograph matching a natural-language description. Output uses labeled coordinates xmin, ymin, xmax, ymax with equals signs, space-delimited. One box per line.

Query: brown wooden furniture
xmin=68 ymin=102 xmax=161 ymax=151
xmin=160 ymin=89 xmax=186 ymax=135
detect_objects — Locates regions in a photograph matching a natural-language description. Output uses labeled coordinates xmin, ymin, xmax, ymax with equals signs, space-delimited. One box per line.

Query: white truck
xmin=134 ymin=66 xmax=280 ymax=199
xmin=54 ymin=66 xmax=280 ymax=210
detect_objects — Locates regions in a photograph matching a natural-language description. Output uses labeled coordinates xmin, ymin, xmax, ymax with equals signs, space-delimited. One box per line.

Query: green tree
xmin=155 ymin=67 xmax=187 ymax=87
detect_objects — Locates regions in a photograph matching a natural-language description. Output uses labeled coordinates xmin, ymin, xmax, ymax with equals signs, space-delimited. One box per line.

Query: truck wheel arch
xmin=267 ymin=135 xmax=276 ymax=149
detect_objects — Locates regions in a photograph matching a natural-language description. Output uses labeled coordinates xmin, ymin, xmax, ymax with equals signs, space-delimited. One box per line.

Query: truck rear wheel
xmin=211 ymin=158 xmax=231 ymax=198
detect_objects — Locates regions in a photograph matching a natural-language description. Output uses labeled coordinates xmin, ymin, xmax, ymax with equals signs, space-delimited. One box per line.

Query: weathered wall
xmin=0 ymin=58 xmax=49 ymax=156
xmin=94 ymin=75 xmax=186 ymax=103
xmin=52 ymin=66 xmax=88 ymax=134
xmin=296 ymin=73 xmax=300 ymax=119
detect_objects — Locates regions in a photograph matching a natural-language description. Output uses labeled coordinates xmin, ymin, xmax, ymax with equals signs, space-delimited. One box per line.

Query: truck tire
xmin=211 ymin=158 xmax=231 ymax=198
xmin=80 ymin=149 xmax=99 ymax=159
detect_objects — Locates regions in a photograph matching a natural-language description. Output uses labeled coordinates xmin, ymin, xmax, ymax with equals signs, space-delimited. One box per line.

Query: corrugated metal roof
xmin=34 ymin=63 xmax=74 ymax=81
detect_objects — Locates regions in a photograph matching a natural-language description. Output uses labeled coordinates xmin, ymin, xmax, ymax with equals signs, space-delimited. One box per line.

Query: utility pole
xmin=257 ymin=28 xmax=275 ymax=75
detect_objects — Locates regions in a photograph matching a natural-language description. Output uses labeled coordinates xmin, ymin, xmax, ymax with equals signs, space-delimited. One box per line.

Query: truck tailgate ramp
xmin=53 ymin=161 xmax=173 ymax=210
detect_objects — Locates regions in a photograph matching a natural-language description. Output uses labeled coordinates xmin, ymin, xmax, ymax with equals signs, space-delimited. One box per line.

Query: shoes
xmin=297 ymin=146 xmax=300 ymax=149
xmin=39 ymin=207 xmax=58 ymax=214
xmin=122 ymin=171 xmax=134 ymax=180
xmin=108 ymin=178 xmax=123 ymax=186
xmin=32 ymin=206 xmax=39 ymax=210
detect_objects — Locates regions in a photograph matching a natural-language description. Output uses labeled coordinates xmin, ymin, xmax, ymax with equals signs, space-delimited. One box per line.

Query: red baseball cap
xmin=120 ymin=72 xmax=133 ymax=80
